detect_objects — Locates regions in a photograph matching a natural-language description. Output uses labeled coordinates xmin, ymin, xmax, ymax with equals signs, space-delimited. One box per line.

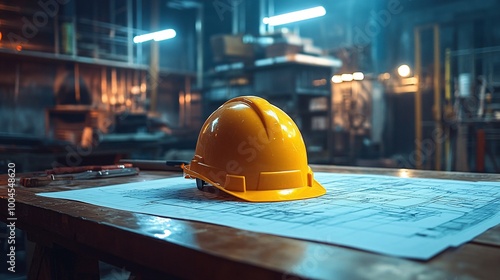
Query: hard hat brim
xmin=183 ymin=165 xmax=326 ymax=202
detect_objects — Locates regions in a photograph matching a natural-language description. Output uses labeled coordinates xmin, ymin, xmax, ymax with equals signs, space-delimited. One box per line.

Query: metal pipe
xmin=127 ymin=0 xmax=133 ymax=64
xmin=433 ymin=25 xmax=442 ymax=171
xmin=414 ymin=27 xmax=422 ymax=169
xmin=239 ymin=1 xmax=246 ymax=34
xmin=120 ymin=69 xmax=126 ymax=105
xmin=445 ymin=49 xmax=452 ymax=101
xmin=72 ymin=11 xmax=76 ymax=57
xmin=196 ymin=3 xmax=204 ymax=89
xmin=74 ymin=63 xmax=81 ymax=103
xmin=136 ymin=0 xmax=142 ymax=64
xmin=449 ymin=45 xmax=500 ymax=56
xmin=77 ymin=18 xmax=144 ymax=33
xmin=112 ymin=68 xmax=117 ymax=108
xmin=149 ymin=0 xmax=160 ymax=112
xmin=185 ymin=76 xmax=191 ymax=127
xmin=127 ymin=69 xmax=132 ymax=109
xmin=54 ymin=14 xmax=60 ymax=55
xmin=259 ymin=0 xmax=267 ymax=35
xmin=267 ymin=0 xmax=274 ymax=33
xmin=179 ymin=91 xmax=185 ymax=128
xmin=444 ymin=48 xmax=452 ymax=171
xmin=101 ymin=67 xmax=108 ymax=107
xmin=232 ymin=0 xmax=239 ymax=34
xmin=110 ymin=0 xmax=116 ymax=56
xmin=0 ymin=48 xmax=194 ymax=76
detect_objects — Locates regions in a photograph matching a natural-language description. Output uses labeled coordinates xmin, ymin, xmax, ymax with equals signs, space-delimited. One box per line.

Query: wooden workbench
xmin=1 ymin=165 xmax=499 ymax=279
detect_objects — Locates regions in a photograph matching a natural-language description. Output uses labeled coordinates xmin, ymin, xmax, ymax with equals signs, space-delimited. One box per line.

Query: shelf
xmin=0 ymin=48 xmax=196 ymax=77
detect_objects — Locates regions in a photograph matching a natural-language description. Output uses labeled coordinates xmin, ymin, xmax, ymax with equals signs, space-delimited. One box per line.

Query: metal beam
xmin=444 ymin=48 xmax=452 ymax=171
xmin=136 ymin=0 xmax=143 ymax=64
xmin=110 ymin=0 xmax=116 ymax=56
xmin=196 ymin=3 xmax=204 ymax=89
xmin=127 ymin=0 xmax=133 ymax=64
xmin=414 ymin=27 xmax=422 ymax=169
xmin=433 ymin=25 xmax=442 ymax=171
xmin=0 ymin=48 xmax=196 ymax=76
xmin=149 ymin=0 xmax=160 ymax=112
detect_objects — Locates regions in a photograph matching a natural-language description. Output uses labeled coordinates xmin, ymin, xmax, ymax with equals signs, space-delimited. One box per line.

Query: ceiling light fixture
xmin=133 ymin=29 xmax=176 ymax=43
xmin=263 ymin=6 xmax=326 ymax=26
xmin=341 ymin=74 xmax=353 ymax=82
xmin=397 ymin=64 xmax=411 ymax=78
xmin=331 ymin=75 xmax=342 ymax=84
xmin=353 ymin=72 xmax=364 ymax=81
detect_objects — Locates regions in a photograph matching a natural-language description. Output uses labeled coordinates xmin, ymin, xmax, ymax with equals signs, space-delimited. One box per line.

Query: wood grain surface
xmin=1 ymin=166 xmax=499 ymax=279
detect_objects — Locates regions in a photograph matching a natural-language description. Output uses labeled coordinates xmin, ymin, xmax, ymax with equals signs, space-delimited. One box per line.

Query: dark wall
xmin=0 ymin=59 xmax=56 ymax=136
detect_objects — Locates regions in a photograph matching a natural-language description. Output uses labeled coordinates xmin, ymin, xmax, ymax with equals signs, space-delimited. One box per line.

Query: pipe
xmin=185 ymin=76 xmax=191 ymax=127
xmin=74 ymin=63 xmax=81 ymax=103
xmin=444 ymin=48 xmax=452 ymax=171
xmin=433 ymin=25 xmax=442 ymax=171
xmin=196 ymin=3 xmax=204 ymax=89
xmin=232 ymin=0 xmax=239 ymax=34
xmin=149 ymin=0 xmax=159 ymax=112
xmin=127 ymin=0 xmax=133 ymax=64
xmin=54 ymin=14 xmax=60 ymax=55
xmin=259 ymin=0 xmax=267 ymax=35
xmin=110 ymin=0 xmax=116 ymax=56
xmin=136 ymin=0 xmax=142 ymax=64
xmin=414 ymin=27 xmax=422 ymax=169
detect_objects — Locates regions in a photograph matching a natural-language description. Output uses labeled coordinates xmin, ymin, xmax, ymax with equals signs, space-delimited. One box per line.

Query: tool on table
xmin=20 ymin=167 xmax=140 ymax=188
xmin=46 ymin=164 xmax=133 ymax=174
xmin=118 ymin=159 xmax=187 ymax=172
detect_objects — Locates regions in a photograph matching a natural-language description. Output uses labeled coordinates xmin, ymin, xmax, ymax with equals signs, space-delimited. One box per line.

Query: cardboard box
xmin=265 ymin=43 xmax=303 ymax=58
xmin=211 ymin=34 xmax=254 ymax=62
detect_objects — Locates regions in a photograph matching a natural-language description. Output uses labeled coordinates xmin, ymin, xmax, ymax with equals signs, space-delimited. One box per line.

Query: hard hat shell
xmin=183 ymin=96 xmax=326 ymax=202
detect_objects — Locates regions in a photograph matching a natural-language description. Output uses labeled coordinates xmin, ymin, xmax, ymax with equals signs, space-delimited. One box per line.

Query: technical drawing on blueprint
xmin=39 ymin=172 xmax=500 ymax=260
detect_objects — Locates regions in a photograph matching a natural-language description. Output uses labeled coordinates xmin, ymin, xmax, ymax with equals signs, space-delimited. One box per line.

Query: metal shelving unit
xmin=204 ymin=54 xmax=341 ymax=163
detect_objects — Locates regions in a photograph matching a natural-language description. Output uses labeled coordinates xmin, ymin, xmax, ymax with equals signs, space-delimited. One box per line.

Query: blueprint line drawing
xmin=39 ymin=172 xmax=500 ymax=260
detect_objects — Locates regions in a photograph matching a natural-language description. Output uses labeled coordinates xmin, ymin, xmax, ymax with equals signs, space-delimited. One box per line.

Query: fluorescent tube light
xmin=353 ymin=72 xmax=364 ymax=81
xmin=341 ymin=74 xmax=353 ymax=82
xmin=331 ymin=75 xmax=342 ymax=84
xmin=133 ymin=29 xmax=176 ymax=43
xmin=263 ymin=6 xmax=326 ymax=26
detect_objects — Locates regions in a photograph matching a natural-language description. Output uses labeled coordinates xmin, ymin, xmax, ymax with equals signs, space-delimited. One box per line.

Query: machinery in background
xmin=40 ymin=63 xmax=201 ymax=169
xmin=379 ymin=45 xmax=500 ymax=173
xmin=446 ymin=47 xmax=500 ymax=173
xmin=331 ymin=75 xmax=386 ymax=166
xmin=205 ymin=30 xmax=341 ymax=163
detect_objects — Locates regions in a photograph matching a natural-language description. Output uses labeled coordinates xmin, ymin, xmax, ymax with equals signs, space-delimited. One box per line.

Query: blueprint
xmin=38 ymin=172 xmax=500 ymax=260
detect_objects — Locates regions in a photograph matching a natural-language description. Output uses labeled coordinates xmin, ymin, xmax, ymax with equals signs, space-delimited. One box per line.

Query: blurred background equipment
xmin=0 ymin=0 xmax=499 ymax=174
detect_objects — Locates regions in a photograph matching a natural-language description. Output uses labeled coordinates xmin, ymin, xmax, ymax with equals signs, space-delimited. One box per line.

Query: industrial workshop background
xmin=1 ymin=0 xmax=499 ymax=173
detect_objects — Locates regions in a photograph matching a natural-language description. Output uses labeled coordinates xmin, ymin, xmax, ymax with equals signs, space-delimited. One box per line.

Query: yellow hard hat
xmin=183 ymin=96 xmax=326 ymax=202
